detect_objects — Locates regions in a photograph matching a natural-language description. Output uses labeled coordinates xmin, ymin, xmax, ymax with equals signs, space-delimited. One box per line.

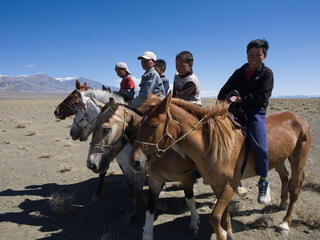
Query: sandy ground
xmin=0 ymin=95 xmax=319 ymax=240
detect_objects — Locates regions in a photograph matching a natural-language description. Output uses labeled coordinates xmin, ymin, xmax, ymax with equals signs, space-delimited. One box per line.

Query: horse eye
xmin=151 ymin=124 xmax=159 ymax=129
xmin=103 ymin=127 xmax=111 ymax=135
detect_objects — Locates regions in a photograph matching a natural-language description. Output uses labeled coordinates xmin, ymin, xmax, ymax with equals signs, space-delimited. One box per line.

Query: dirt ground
xmin=0 ymin=95 xmax=319 ymax=240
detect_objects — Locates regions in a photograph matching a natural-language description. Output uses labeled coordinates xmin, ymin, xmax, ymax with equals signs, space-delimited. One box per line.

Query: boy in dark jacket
xmin=155 ymin=59 xmax=170 ymax=95
xmin=218 ymin=39 xmax=274 ymax=204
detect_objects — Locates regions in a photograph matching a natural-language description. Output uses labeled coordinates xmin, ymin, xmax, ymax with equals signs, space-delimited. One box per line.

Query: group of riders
xmin=115 ymin=39 xmax=273 ymax=204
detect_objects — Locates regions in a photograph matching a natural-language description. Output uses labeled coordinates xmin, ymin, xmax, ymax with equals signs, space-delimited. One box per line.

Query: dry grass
xmin=15 ymin=121 xmax=28 ymax=128
xmin=49 ymin=193 xmax=74 ymax=216
xmin=296 ymin=203 xmax=320 ymax=229
xmin=303 ymin=174 xmax=320 ymax=193
xmin=39 ymin=154 xmax=54 ymax=159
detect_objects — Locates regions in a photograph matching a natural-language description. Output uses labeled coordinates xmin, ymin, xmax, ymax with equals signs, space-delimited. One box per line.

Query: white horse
xmin=69 ymin=89 xmax=145 ymax=219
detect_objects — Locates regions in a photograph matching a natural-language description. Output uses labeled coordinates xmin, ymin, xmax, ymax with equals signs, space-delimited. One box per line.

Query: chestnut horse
xmin=54 ymin=80 xmax=91 ymax=120
xmin=130 ymin=93 xmax=311 ymax=240
xmin=87 ymin=99 xmax=199 ymax=236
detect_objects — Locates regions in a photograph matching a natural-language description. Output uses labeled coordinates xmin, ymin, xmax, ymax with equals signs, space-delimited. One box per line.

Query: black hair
xmin=155 ymin=59 xmax=166 ymax=72
xmin=247 ymin=39 xmax=269 ymax=56
xmin=176 ymin=51 xmax=193 ymax=63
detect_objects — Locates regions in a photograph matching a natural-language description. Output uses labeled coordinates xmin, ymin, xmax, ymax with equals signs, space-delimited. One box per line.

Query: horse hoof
xmin=279 ymin=222 xmax=290 ymax=236
xmin=280 ymin=201 xmax=288 ymax=210
xmin=227 ymin=236 xmax=234 ymax=240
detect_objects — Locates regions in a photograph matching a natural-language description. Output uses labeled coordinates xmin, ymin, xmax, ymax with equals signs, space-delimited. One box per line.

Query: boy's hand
xmin=227 ymin=95 xmax=242 ymax=103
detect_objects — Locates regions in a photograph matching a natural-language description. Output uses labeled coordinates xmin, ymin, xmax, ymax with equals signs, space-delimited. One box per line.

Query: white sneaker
xmin=257 ymin=180 xmax=271 ymax=204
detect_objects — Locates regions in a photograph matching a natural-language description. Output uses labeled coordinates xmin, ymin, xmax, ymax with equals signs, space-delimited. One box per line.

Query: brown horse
xmin=87 ymin=99 xmax=200 ymax=235
xmin=54 ymin=80 xmax=91 ymax=120
xmin=130 ymin=92 xmax=311 ymax=240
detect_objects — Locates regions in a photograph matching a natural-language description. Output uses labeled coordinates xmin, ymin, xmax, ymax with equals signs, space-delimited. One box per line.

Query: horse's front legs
xmin=143 ymin=177 xmax=163 ymax=240
xmin=210 ymin=183 xmax=235 ymax=240
xmin=93 ymin=172 xmax=106 ymax=199
xmin=181 ymin=174 xmax=200 ymax=233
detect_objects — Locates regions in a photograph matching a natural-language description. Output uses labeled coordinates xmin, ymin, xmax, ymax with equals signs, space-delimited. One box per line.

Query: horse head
xmin=70 ymin=90 xmax=103 ymax=141
xmin=130 ymin=92 xmax=179 ymax=172
xmin=86 ymin=98 xmax=133 ymax=173
xmin=54 ymin=80 xmax=91 ymax=120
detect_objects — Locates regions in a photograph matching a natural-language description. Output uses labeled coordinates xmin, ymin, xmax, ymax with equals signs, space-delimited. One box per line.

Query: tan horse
xmin=87 ymin=99 xmax=200 ymax=237
xmin=130 ymin=92 xmax=311 ymax=240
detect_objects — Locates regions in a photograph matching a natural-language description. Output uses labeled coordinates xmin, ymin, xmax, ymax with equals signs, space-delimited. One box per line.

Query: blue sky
xmin=1 ymin=0 xmax=319 ymax=96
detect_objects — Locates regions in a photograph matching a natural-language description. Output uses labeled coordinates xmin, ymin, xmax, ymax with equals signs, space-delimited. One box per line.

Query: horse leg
xmin=93 ymin=172 xmax=106 ymax=200
xmin=210 ymin=184 xmax=235 ymax=240
xmin=275 ymin=162 xmax=289 ymax=209
xmin=221 ymin=206 xmax=233 ymax=240
xmin=279 ymin=142 xmax=309 ymax=235
xmin=143 ymin=177 xmax=163 ymax=240
xmin=181 ymin=174 xmax=200 ymax=234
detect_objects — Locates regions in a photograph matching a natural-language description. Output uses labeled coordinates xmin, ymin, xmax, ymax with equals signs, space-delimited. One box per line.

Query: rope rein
xmin=135 ymin=109 xmax=209 ymax=157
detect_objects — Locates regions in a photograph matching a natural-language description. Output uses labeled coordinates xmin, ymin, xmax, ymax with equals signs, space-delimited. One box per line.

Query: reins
xmin=135 ymin=108 xmax=209 ymax=157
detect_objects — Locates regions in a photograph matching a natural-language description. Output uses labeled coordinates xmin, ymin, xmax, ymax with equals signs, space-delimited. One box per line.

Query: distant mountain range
xmin=0 ymin=74 xmax=118 ymax=92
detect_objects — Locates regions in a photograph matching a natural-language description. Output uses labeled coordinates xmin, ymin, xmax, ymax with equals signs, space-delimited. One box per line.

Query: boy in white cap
xmin=115 ymin=62 xmax=135 ymax=101
xmin=131 ymin=51 xmax=165 ymax=107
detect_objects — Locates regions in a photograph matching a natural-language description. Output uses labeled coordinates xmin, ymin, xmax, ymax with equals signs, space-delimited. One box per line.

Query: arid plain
xmin=0 ymin=94 xmax=319 ymax=240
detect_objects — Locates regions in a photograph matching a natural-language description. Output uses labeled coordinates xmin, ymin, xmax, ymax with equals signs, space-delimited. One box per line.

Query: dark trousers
xmin=245 ymin=109 xmax=269 ymax=178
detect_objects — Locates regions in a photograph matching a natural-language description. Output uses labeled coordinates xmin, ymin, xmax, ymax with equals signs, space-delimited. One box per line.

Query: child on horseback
xmin=115 ymin=62 xmax=135 ymax=101
xmin=155 ymin=59 xmax=170 ymax=95
xmin=173 ymin=51 xmax=202 ymax=106
xmin=217 ymin=39 xmax=274 ymax=204
xmin=131 ymin=51 xmax=165 ymax=108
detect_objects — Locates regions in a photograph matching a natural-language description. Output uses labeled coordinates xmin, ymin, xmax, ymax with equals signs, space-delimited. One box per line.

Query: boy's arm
xmin=217 ymin=70 xmax=238 ymax=101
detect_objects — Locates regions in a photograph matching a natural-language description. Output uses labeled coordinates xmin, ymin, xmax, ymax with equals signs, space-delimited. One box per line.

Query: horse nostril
xmin=88 ymin=163 xmax=97 ymax=171
xmin=134 ymin=160 xmax=141 ymax=168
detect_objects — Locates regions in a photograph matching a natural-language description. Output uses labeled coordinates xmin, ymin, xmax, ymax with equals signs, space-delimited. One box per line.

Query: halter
xmin=74 ymin=98 xmax=104 ymax=129
xmin=135 ymin=109 xmax=208 ymax=157
xmin=89 ymin=107 xmax=129 ymax=152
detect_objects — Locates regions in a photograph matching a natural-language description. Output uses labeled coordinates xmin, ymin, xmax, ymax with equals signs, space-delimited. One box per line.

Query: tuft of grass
xmin=303 ymin=174 xmax=320 ymax=193
xmin=49 ymin=193 xmax=74 ymax=216
xmin=15 ymin=121 xmax=28 ymax=128
xmin=296 ymin=203 xmax=320 ymax=229
xmin=39 ymin=154 xmax=54 ymax=159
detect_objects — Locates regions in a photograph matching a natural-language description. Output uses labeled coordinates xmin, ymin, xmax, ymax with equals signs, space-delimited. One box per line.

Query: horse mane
xmin=83 ymin=89 xmax=126 ymax=105
xmin=140 ymin=96 xmax=238 ymax=163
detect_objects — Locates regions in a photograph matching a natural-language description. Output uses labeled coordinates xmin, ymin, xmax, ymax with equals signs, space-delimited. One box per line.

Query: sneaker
xmin=258 ymin=180 xmax=271 ymax=204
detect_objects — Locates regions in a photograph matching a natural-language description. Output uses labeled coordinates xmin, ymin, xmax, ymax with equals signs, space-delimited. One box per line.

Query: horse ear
xmin=76 ymin=80 xmax=81 ymax=89
xmin=148 ymin=92 xmax=155 ymax=98
xmin=102 ymin=85 xmax=107 ymax=91
xmin=158 ymin=91 xmax=172 ymax=113
xmin=109 ymin=97 xmax=115 ymax=105
xmin=84 ymin=82 xmax=87 ymax=86
xmin=107 ymin=87 xmax=111 ymax=93
xmin=91 ymin=98 xmax=105 ymax=109
xmin=76 ymin=89 xmax=83 ymax=101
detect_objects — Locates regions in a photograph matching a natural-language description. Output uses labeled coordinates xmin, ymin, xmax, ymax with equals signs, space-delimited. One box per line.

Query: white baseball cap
xmin=115 ymin=62 xmax=131 ymax=74
xmin=137 ymin=51 xmax=157 ymax=61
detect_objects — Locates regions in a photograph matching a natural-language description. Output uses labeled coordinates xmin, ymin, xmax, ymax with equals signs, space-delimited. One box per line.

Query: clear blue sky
xmin=1 ymin=0 xmax=319 ymax=96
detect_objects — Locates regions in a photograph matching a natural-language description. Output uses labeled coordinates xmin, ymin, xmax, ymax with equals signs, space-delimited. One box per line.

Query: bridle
xmin=89 ymin=107 xmax=129 ymax=153
xmin=135 ymin=108 xmax=208 ymax=157
xmin=73 ymin=98 xmax=102 ymax=129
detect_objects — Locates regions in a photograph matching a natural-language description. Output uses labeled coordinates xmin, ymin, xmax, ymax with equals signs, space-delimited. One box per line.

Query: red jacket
xmin=120 ymin=75 xmax=135 ymax=90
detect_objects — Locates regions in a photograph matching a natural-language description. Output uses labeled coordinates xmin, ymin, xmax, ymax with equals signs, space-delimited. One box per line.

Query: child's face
xmin=247 ymin=47 xmax=266 ymax=70
xmin=176 ymin=57 xmax=192 ymax=75
xmin=115 ymin=67 xmax=127 ymax=78
xmin=141 ymin=58 xmax=155 ymax=71
xmin=155 ymin=66 xmax=164 ymax=76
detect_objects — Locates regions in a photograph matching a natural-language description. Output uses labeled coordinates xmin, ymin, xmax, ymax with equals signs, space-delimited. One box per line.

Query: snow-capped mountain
xmin=0 ymin=74 xmax=118 ymax=92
